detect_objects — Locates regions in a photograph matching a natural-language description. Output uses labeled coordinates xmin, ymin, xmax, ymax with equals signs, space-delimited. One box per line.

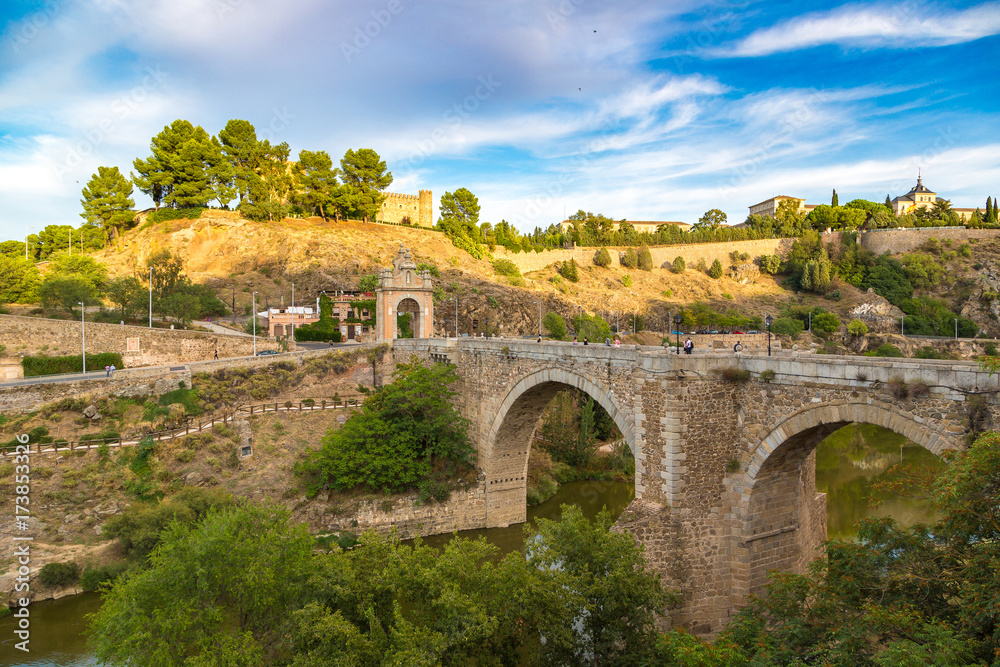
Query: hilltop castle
xmin=378 ymin=190 xmax=433 ymax=228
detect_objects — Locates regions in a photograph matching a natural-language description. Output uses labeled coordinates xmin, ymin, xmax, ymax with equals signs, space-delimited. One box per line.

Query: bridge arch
xmin=482 ymin=366 xmax=635 ymax=527
xmin=738 ymin=400 xmax=962 ymax=595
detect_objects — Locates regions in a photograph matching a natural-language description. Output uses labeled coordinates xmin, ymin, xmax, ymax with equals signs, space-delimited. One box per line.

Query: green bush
xmin=914 ymin=346 xmax=948 ymax=360
xmin=80 ymin=562 xmax=131 ymax=592
xmin=491 ymin=258 xmax=521 ymax=278
xmin=708 ymin=259 xmax=723 ymax=279
xmin=757 ymin=255 xmax=781 ymax=274
xmin=543 ymin=312 xmax=567 ymax=340
xmin=38 ymin=561 xmax=80 ymax=588
xmin=672 ymin=256 xmax=686 ymax=273
xmin=770 ymin=317 xmax=804 ymax=337
xmin=620 ymin=248 xmax=638 ymax=269
xmin=637 ymin=245 xmax=653 ymax=271
xmin=812 ymin=312 xmax=840 ymax=333
xmin=847 ymin=319 xmax=869 ymax=336
xmin=864 ymin=343 xmax=904 ymax=358
xmin=23 ymin=353 xmax=124 ymax=377
xmin=621 ymin=275 xmax=633 ymax=288
xmin=985 ymin=342 xmax=998 ymax=356
xmin=594 ymin=246 xmax=612 ymax=267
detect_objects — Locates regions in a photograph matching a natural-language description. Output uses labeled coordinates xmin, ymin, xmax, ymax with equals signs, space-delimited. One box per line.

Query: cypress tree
xmin=637 ymin=244 xmax=653 ymax=271
xmin=832 ymin=189 xmax=839 ymax=207
xmin=994 ymin=198 xmax=998 ymax=222
xmin=708 ymin=258 xmax=723 ymax=279
xmin=987 ymin=196 xmax=992 ymax=220
xmin=884 ymin=194 xmax=892 ymax=209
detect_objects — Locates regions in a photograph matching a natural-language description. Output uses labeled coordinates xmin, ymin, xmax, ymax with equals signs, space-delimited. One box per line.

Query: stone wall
xmin=0 ymin=347 xmax=359 ymax=414
xmin=859 ymin=227 xmax=1000 ymax=255
xmin=495 ymin=238 xmax=796 ymax=274
xmin=0 ymin=314 xmax=286 ymax=368
xmin=295 ymin=480 xmax=487 ymax=539
xmin=0 ymin=357 xmax=22 ymax=381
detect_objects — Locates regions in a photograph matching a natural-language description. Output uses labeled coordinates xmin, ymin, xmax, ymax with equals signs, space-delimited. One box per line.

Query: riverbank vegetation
xmin=82 ymin=430 xmax=1000 ymax=665
xmin=527 ymin=388 xmax=633 ymax=506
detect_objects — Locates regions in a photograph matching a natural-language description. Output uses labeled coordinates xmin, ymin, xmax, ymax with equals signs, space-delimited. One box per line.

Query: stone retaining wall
xmin=0 ymin=347 xmax=361 ymax=414
xmin=495 ymin=238 xmax=796 ymax=274
xmin=858 ymin=227 xmax=1000 ymax=255
xmin=0 ymin=314 xmax=287 ymax=368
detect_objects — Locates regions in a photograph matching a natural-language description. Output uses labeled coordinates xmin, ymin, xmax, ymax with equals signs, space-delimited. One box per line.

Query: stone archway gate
xmin=394 ymin=338 xmax=999 ymax=635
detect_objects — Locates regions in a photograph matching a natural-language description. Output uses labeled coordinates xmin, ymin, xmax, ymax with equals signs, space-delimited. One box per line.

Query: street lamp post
xmin=79 ymin=302 xmax=86 ymax=374
xmin=765 ymin=314 xmax=774 ymax=357
xmin=954 ymin=318 xmax=958 ymax=340
xmin=290 ymin=282 xmax=295 ymax=342
xmin=232 ymin=287 xmax=236 ymax=325
xmin=148 ymin=267 xmax=153 ymax=328
xmin=901 ymin=314 xmax=905 ymax=336
xmin=673 ymin=314 xmax=682 ymax=355
xmin=537 ymin=300 xmax=542 ymax=337
xmin=252 ymin=292 xmax=257 ymax=356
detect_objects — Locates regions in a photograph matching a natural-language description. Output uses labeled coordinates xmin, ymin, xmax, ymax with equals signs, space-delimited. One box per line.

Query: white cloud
xmin=715 ymin=2 xmax=1000 ymax=57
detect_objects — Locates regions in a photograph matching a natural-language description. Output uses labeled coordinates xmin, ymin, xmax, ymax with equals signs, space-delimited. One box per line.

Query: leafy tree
xmin=621 ymin=247 xmax=638 ymax=269
xmin=900 ymin=252 xmax=946 ymax=289
xmin=637 ymin=244 xmax=653 ymax=271
xmin=558 ymin=258 xmax=579 ymax=282
xmin=708 ymin=258 xmax=724 ymax=279
xmin=338 ymin=148 xmax=392 ymax=221
xmin=46 ymin=254 xmax=108 ymax=294
xmin=543 ymin=311 xmax=567 ymax=340
xmin=89 ymin=503 xmax=315 ymax=666
xmin=812 ymin=312 xmax=840 ymax=333
xmin=292 ymin=150 xmax=338 ymax=220
xmin=220 ymin=121 xmax=293 ymax=223
xmin=80 ymin=166 xmax=135 ymax=243
xmin=147 ymin=249 xmax=184 ymax=297
xmin=528 ymin=505 xmax=670 ymax=665
xmin=863 ymin=256 xmax=913 ymax=305
xmin=296 ymin=361 xmax=475 ymax=495
xmin=438 ymin=188 xmax=481 ymax=239
xmin=38 ymin=275 xmax=98 ymax=315
xmin=847 ymin=319 xmax=869 ymax=336
xmin=758 ymin=254 xmax=781 ymax=274
xmin=695 ymin=208 xmax=727 ymax=231
xmin=104 ymin=276 xmax=147 ymax=322
xmin=357 ymin=274 xmax=379 ymax=292
xmin=572 ymin=313 xmax=611 ymax=343
xmin=594 ymin=246 xmax=612 ymax=267
xmin=770 ymin=317 xmax=804 ymax=337
xmin=672 ymin=256 xmax=686 ymax=273
xmin=0 ymin=255 xmax=39 ymax=303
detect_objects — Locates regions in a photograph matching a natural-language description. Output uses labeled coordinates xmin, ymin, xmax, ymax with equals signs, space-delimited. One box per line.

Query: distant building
xmin=261 ymin=291 xmax=375 ymax=341
xmin=557 ymin=219 xmax=691 ymax=234
xmin=378 ymin=190 xmax=433 ymax=227
xmin=890 ymin=175 xmax=976 ymax=221
xmin=748 ymin=196 xmax=817 ymax=218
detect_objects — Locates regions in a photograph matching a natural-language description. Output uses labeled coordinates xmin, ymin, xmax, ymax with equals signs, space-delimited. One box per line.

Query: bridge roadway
xmin=394 ymin=337 xmax=999 ymax=635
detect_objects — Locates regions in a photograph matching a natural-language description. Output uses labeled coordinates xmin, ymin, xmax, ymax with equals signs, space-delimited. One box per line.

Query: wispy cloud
xmin=714 ymin=2 xmax=1000 ymax=57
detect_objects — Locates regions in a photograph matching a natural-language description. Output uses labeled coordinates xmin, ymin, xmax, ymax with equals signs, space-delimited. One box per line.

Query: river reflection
xmin=0 ymin=593 xmax=101 ymax=667
xmin=815 ymin=423 xmax=944 ymax=540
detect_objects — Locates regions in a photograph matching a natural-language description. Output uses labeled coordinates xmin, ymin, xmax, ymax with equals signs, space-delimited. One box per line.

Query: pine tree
xmin=339 ymin=148 xmax=393 ymax=222
xmin=594 ymin=246 xmax=611 ymax=267
xmin=831 ymin=189 xmax=838 ymax=207
xmin=621 ymin=247 xmax=638 ymax=269
xmin=80 ymin=166 xmax=135 ymax=243
xmin=292 ymin=150 xmax=338 ymax=220
xmin=637 ymin=244 xmax=653 ymax=271
xmin=884 ymin=194 xmax=892 ymax=210
xmin=708 ymin=258 xmax=723 ymax=279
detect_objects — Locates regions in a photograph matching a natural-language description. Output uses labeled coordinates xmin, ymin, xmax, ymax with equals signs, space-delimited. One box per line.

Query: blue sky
xmin=1 ymin=0 xmax=998 ymax=242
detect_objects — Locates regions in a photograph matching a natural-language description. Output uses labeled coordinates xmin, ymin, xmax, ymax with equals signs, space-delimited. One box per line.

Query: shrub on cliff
xmin=594 ymin=246 xmax=612 ymax=267
xmin=559 ymin=258 xmax=579 ymax=282
xmin=708 ymin=259 xmax=724 ymax=279
xmin=637 ymin=245 xmax=653 ymax=271
xmin=672 ymin=256 xmax=686 ymax=273
xmin=620 ymin=247 xmax=638 ymax=269
xmin=296 ymin=360 xmax=475 ymax=496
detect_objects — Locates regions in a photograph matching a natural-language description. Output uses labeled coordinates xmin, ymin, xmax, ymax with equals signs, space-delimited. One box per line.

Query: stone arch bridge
xmin=393 ymin=338 xmax=999 ymax=634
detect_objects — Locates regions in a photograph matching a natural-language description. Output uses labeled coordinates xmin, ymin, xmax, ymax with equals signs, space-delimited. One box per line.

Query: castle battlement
xmin=378 ymin=189 xmax=433 ymax=228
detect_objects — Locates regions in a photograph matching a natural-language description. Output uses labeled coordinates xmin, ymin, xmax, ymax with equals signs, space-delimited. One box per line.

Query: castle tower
xmin=418 ymin=190 xmax=433 ymax=228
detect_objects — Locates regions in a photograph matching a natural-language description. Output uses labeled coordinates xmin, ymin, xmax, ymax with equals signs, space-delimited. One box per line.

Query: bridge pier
xmin=393 ymin=338 xmax=996 ymax=635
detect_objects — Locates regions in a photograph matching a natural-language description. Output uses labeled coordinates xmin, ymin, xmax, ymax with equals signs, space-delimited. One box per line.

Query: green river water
xmin=0 ymin=424 xmax=943 ymax=665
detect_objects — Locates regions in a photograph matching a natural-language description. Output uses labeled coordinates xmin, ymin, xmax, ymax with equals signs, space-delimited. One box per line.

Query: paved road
xmin=1 ymin=369 xmax=130 ymax=388
xmin=292 ymin=341 xmax=357 ymax=351
xmin=193 ymin=320 xmax=253 ymax=336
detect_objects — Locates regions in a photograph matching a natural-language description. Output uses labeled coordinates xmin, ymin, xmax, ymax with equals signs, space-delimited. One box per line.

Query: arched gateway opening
xmin=483 ymin=369 xmax=636 ymax=528
xmin=396 ymin=297 xmax=421 ymax=338
xmin=738 ymin=401 xmax=961 ymax=597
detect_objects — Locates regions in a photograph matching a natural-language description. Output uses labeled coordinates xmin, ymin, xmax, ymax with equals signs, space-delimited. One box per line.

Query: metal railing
xmin=1 ymin=397 xmax=362 ymax=457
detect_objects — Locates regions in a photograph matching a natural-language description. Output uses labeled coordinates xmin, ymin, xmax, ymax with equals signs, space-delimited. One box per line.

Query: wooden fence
xmin=1 ymin=398 xmax=362 ymax=457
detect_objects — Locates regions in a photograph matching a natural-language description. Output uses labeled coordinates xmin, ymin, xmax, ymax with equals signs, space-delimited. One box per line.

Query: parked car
xmin=697 ymin=329 xmax=709 ymax=335
xmin=733 ymin=330 xmax=746 ymax=335
xmin=709 ymin=330 xmax=719 ymax=334
xmin=671 ymin=330 xmax=684 ymax=335
xmin=747 ymin=330 xmax=760 ymax=334
xmin=256 ymin=350 xmax=278 ymax=356
xmin=721 ymin=329 xmax=731 ymax=334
